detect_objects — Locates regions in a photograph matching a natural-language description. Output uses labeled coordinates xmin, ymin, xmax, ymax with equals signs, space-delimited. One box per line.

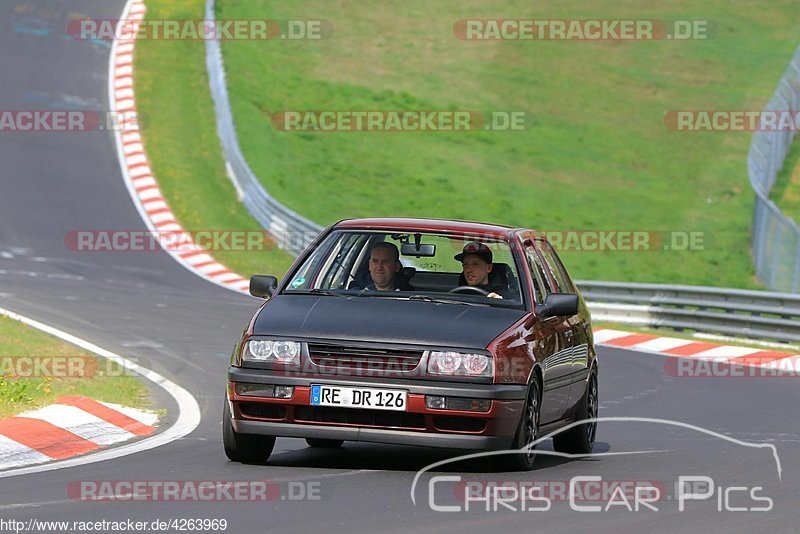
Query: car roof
xmin=334 ymin=217 xmax=526 ymax=239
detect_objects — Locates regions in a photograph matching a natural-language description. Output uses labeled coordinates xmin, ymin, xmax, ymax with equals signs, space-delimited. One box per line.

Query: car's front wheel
xmin=553 ymin=369 xmax=598 ymax=454
xmin=501 ymin=379 xmax=540 ymax=471
xmin=222 ymin=400 xmax=276 ymax=463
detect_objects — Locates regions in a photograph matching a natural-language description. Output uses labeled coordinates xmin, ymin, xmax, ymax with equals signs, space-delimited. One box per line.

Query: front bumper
xmin=227 ymin=367 xmax=527 ymax=450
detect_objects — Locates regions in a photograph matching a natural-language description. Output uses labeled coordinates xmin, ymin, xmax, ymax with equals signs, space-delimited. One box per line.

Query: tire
xmin=553 ymin=370 xmax=598 ymax=454
xmin=305 ymin=438 xmax=344 ymax=448
xmin=500 ymin=379 xmax=540 ymax=471
xmin=222 ymin=400 xmax=276 ymax=463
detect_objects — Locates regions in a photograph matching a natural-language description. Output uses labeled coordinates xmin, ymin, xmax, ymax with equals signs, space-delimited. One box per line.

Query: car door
xmin=536 ymin=240 xmax=587 ymax=413
xmin=524 ymin=240 xmax=573 ymax=423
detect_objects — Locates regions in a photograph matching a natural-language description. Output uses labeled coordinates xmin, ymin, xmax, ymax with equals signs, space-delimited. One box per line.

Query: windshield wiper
xmin=406 ymin=294 xmax=486 ymax=306
xmin=288 ymin=288 xmax=342 ymax=297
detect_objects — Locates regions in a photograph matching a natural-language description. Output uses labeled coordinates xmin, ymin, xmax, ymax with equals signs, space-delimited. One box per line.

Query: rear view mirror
xmin=538 ymin=293 xmax=579 ymax=319
xmin=401 ymin=242 xmax=436 ymax=257
xmin=250 ymin=275 xmax=278 ymax=298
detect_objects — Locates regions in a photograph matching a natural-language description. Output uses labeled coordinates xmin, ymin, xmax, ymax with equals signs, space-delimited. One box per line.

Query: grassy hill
xmin=136 ymin=0 xmax=800 ymax=287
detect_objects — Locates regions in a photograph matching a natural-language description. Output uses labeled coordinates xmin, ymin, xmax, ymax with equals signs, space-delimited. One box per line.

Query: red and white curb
xmin=0 ymin=396 xmax=157 ymax=470
xmin=0 ymin=306 xmax=200 ymax=479
xmin=594 ymin=328 xmax=800 ymax=370
xmin=109 ymin=0 xmax=249 ymax=294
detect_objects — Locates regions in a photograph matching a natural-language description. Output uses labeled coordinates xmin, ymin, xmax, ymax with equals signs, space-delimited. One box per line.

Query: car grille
xmin=294 ymin=406 xmax=426 ymax=430
xmin=432 ymin=415 xmax=486 ymax=433
xmin=239 ymin=402 xmax=287 ymax=420
xmin=307 ymin=343 xmax=423 ymax=372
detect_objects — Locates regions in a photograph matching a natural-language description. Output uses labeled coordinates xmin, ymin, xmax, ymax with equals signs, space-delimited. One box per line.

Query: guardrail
xmin=203 ymin=0 xmax=800 ymax=343
xmin=748 ymin=45 xmax=800 ymax=292
xmin=204 ymin=0 xmax=323 ymax=255
xmin=579 ymin=280 xmax=800 ymax=344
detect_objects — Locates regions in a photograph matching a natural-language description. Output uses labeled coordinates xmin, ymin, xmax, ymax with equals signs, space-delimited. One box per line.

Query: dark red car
xmin=224 ymin=218 xmax=597 ymax=470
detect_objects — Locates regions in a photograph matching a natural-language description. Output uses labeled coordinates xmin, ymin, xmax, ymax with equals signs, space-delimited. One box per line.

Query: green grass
xmin=207 ymin=0 xmax=800 ymax=288
xmin=134 ymin=0 xmax=295 ymax=280
xmin=0 ymin=315 xmax=150 ymax=419
xmin=771 ymin=138 xmax=800 ymax=223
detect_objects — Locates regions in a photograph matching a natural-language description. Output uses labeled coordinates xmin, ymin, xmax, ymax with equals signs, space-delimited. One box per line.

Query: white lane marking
xmin=198 ymin=263 xmax=225 ymax=274
xmin=0 ymin=305 xmax=200 ymax=479
xmin=0 ymin=436 xmax=51 ymax=470
xmin=126 ymin=154 xmax=148 ymax=166
xmin=150 ymin=212 xmax=174 ymax=224
xmin=632 ymin=336 xmax=694 ymax=353
xmin=132 ymin=177 xmax=157 ymax=188
xmin=99 ymin=401 xmax=159 ymax=427
xmin=592 ymin=329 xmax=632 ymax=344
xmin=687 ymin=345 xmax=762 ymax=361
xmin=184 ymin=253 xmax=214 ymax=265
xmin=143 ymin=200 xmax=167 ymax=211
xmin=21 ymin=405 xmax=137 ymax=446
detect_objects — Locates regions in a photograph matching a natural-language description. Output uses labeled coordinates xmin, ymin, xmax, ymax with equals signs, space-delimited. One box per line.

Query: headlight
xmin=244 ymin=339 xmax=301 ymax=364
xmin=247 ymin=340 xmax=273 ymax=361
xmin=427 ymin=351 xmax=492 ymax=377
xmin=272 ymin=340 xmax=301 ymax=362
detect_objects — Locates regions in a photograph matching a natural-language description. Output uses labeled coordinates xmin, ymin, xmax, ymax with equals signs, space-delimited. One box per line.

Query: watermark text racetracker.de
xmin=0 ymin=518 xmax=228 ymax=533
xmin=271 ymin=110 xmax=530 ymax=132
xmin=68 ymin=480 xmax=320 ymax=502
xmin=0 ymin=355 xmax=147 ymax=378
xmin=63 ymin=229 xmax=710 ymax=253
xmin=0 ymin=110 xmax=144 ymax=132
xmin=454 ymin=19 xmax=713 ymax=40
xmin=68 ymin=18 xmax=332 ymax=40
xmin=665 ymin=110 xmax=800 ymax=131
xmin=665 ymin=357 xmax=800 ymax=378
xmin=64 ymin=230 xmax=277 ymax=253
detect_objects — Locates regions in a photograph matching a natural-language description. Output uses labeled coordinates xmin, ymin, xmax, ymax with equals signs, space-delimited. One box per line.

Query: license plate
xmin=310 ymin=384 xmax=407 ymax=411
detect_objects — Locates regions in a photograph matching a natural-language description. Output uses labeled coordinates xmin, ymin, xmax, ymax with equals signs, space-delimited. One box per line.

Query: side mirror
xmin=537 ymin=293 xmax=579 ymax=319
xmin=250 ymin=275 xmax=278 ymax=298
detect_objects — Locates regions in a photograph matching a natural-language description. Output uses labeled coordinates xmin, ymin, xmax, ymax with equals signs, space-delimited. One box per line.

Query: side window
xmin=320 ymin=234 xmax=366 ymax=289
xmin=536 ymin=240 xmax=575 ymax=293
xmin=524 ymin=245 xmax=550 ymax=304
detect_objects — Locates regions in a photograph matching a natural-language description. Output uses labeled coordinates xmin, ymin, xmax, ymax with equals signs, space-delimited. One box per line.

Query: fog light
xmin=443 ymin=397 xmax=473 ymax=411
xmin=234 ymin=383 xmax=275 ymax=397
xmin=470 ymin=399 xmax=491 ymax=412
xmin=274 ymin=385 xmax=294 ymax=399
xmin=425 ymin=395 xmax=491 ymax=412
xmin=426 ymin=395 xmax=446 ymax=409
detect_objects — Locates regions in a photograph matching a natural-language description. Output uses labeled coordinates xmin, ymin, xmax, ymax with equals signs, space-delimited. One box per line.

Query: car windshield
xmin=282 ymin=230 xmax=525 ymax=309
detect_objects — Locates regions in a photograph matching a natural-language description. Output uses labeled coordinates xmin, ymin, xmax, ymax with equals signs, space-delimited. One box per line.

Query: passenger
xmin=454 ymin=242 xmax=506 ymax=299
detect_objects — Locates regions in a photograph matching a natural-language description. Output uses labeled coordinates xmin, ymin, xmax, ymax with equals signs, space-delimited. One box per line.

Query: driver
xmin=454 ymin=242 xmax=505 ymax=299
xmin=365 ymin=242 xmax=403 ymax=291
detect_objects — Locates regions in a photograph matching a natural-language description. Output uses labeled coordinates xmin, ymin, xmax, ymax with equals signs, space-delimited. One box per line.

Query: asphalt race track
xmin=1 ymin=2 xmax=799 ymax=532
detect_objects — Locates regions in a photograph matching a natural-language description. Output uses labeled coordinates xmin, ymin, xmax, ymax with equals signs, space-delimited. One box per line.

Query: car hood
xmin=252 ymin=294 xmax=526 ymax=349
